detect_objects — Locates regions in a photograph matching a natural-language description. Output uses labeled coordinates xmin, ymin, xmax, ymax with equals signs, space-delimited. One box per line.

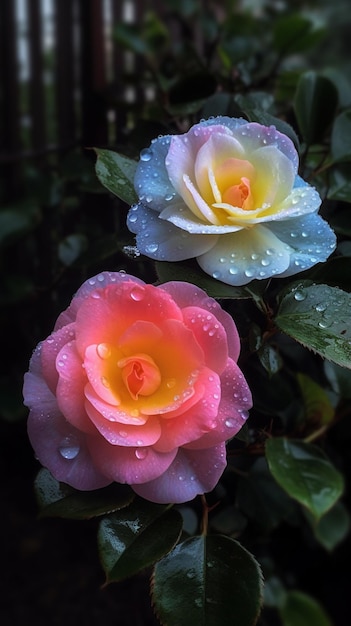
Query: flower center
xmin=222 ymin=176 xmax=251 ymax=209
xmin=118 ymin=353 xmax=161 ymax=400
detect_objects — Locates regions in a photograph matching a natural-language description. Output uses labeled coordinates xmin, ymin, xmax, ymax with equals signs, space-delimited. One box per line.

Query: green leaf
xmin=155 ymin=260 xmax=252 ymax=299
xmin=95 ymin=149 xmax=138 ymax=205
xmin=98 ymin=499 xmax=183 ymax=582
xmin=304 ymin=501 xmax=350 ymax=551
xmin=266 ymin=438 xmax=344 ymax=520
xmin=294 ymin=72 xmax=338 ymax=145
xmin=275 ymin=282 xmax=351 ymax=369
xmin=279 ymin=590 xmax=332 ymax=626
xmin=273 ymin=15 xmax=324 ymax=55
xmin=152 ymin=535 xmax=263 ymax=626
xmin=297 ymin=373 xmax=334 ymax=426
xmin=34 ymin=469 xmax=134 ymax=519
xmin=331 ymin=109 xmax=351 ymax=163
xmin=236 ymin=458 xmax=295 ymax=532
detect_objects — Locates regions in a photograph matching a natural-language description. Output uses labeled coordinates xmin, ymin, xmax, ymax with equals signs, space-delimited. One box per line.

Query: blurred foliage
xmin=3 ymin=0 xmax=351 ymax=625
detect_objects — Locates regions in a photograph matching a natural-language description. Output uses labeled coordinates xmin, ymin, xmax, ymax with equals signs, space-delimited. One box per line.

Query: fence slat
xmin=27 ymin=0 xmax=47 ymax=152
xmin=54 ymin=0 xmax=77 ymax=148
xmin=0 ymin=0 xmax=22 ymax=198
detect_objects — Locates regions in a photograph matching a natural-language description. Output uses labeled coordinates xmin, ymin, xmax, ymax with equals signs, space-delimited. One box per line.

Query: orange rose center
xmin=118 ymin=353 xmax=161 ymax=400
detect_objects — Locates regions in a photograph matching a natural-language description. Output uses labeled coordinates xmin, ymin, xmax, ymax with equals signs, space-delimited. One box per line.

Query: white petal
xmin=268 ymin=213 xmax=336 ymax=276
xmin=127 ymin=202 xmax=217 ymax=261
xmin=197 ymin=225 xmax=292 ymax=286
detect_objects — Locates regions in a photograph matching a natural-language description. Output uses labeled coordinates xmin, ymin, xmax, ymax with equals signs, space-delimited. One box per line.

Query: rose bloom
xmin=127 ymin=116 xmax=336 ymax=286
xmin=23 ymin=272 xmax=251 ymax=504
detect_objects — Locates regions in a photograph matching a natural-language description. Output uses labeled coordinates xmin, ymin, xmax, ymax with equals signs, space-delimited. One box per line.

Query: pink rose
xmin=23 ymin=272 xmax=251 ymax=503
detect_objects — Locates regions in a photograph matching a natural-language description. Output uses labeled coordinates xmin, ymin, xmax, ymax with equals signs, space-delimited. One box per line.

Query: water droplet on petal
xmin=225 ymin=418 xmax=236 ymax=428
xmin=140 ymin=148 xmax=152 ymax=161
xmin=145 ymin=243 xmax=159 ymax=254
xmin=96 ymin=343 xmax=111 ymax=359
xmin=135 ymin=448 xmax=148 ymax=460
xmin=59 ymin=436 xmax=80 ymax=460
xmin=130 ymin=285 xmax=145 ymax=301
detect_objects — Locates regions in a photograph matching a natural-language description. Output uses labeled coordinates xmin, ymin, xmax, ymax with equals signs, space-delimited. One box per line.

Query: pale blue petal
xmin=197 ymin=225 xmax=292 ymax=286
xmin=134 ymin=135 xmax=176 ymax=212
xmin=127 ymin=203 xmax=217 ymax=261
xmin=268 ymin=213 xmax=336 ymax=276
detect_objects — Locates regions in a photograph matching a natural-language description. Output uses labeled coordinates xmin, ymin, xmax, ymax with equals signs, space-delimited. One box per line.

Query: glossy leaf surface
xmin=35 ymin=469 xmax=134 ymax=519
xmin=152 ymin=535 xmax=263 ymax=626
xmin=95 ymin=149 xmax=138 ymax=205
xmin=98 ymin=499 xmax=183 ymax=582
xmin=266 ymin=438 xmax=344 ymax=520
xmin=275 ymin=282 xmax=351 ymax=369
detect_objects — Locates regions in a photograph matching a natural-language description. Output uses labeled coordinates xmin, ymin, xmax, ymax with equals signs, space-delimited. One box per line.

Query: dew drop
xmin=145 ymin=242 xmax=159 ymax=254
xmin=315 ymin=303 xmax=327 ymax=312
xmin=212 ymin=271 xmax=221 ymax=279
xmin=101 ymin=376 xmax=110 ymax=388
xmin=59 ymin=436 xmax=80 ymax=460
xmin=229 ymin=267 xmax=238 ymax=275
xmin=140 ymin=148 xmax=152 ymax=161
xmin=96 ymin=343 xmax=111 ymax=359
xmin=318 ymin=320 xmax=332 ymax=329
xmin=128 ymin=213 xmax=138 ymax=223
xmin=294 ymin=290 xmax=306 ymax=301
xmin=119 ymin=430 xmax=128 ymax=438
xmin=225 ymin=418 xmax=236 ymax=428
xmin=130 ymin=285 xmax=145 ymax=301
xmin=135 ymin=448 xmax=148 ymax=460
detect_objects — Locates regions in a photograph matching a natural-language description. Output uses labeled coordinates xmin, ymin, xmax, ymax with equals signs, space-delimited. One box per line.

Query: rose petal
xmin=26 ymin=375 xmax=110 ymax=490
xmin=87 ymin=436 xmax=177 ymax=484
xmin=197 ymin=224 xmax=292 ymax=285
xmin=128 ymin=201 xmax=217 ymax=260
xmin=184 ymin=359 xmax=252 ymax=449
xmin=231 ymin=121 xmax=299 ymax=171
xmin=132 ymin=444 xmax=227 ymax=503
xmin=55 ymin=272 xmax=143 ymax=330
xmin=75 ymin=281 xmax=183 ymax=358
xmin=268 ymin=212 xmax=337 ymax=276
xmin=160 ymin=281 xmax=240 ymax=361
xmin=40 ymin=323 xmax=76 ymax=393
xmin=182 ymin=306 xmax=228 ymax=373
xmin=154 ymin=368 xmax=221 ymax=452
xmin=85 ymin=391 xmax=161 ymax=445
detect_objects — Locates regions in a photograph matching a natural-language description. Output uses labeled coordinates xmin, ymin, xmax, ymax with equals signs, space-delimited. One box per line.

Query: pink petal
xmin=40 ymin=323 xmax=76 ymax=393
xmin=154 ymin=368 xmax=221 ymax=452
xmin=55 ymin=341 xmax=96 ymax=434
xmin=132 ymin=444 xmax=227 ymax=503
xmin=26 ymin=375 xmax=110 ymax=490
xmin=86 ymin=436 xmax=177 ymax=484
xmin=184 ymin=358 xmax=252 ymax=449
xmin=182 ymin=306 xmax=228 ymax=373
xmin=160 ymin=281 xmax=240 ymax=360
xmin=75 ymin=282 xmax=183 ymax=358
xmin=84 ymin=396 xmax=162 ymax=446
xmin=54 ymin=272 xmax=145 ymax=331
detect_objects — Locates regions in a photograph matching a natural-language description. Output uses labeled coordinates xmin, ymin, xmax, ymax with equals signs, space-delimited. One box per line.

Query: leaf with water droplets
xmin=34 ymin=469 xmax=134 ymax=519
xmin=98 ymin=498 xmax=183 ymax=583
xmin=95 ymin=149 xmax=138 ymax=205
xmin=266 ymin=438 xmax=344 ymax=520
xmin=275 ymin=282 xmax=351 ymax=369
xmin=152 ymin=535 xmax=263 ymax=626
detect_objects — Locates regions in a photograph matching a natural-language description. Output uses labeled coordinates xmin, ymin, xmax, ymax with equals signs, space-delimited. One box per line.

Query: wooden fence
xmin=0 ymin=0 xmax=166 ymax=200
